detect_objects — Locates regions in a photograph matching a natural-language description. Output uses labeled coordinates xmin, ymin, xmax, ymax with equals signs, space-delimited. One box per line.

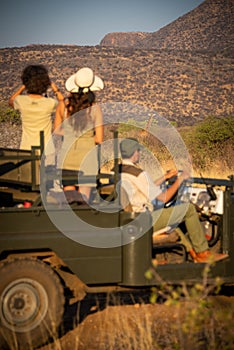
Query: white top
xmin=121 ymin=160 xmax=162 ymax=212
xmin=14 ymin=95 xmax=57 ymax=152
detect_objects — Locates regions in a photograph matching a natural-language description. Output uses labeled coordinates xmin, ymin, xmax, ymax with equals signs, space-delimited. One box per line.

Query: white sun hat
xmin=65 ymin=67 xmax=104 ymax=93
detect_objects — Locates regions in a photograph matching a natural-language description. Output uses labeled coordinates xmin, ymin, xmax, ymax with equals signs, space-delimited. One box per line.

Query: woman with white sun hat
xmin=54 ymin=67 xmax=104 ymax=202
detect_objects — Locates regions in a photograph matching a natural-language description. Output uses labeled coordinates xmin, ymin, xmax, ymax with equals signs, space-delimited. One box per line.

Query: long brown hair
xmin=67 ymin=90 xmax=95 ymax=133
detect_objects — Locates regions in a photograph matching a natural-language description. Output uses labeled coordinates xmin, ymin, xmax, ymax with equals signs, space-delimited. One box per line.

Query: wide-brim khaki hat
xmin=65 ymin=67 xmax=104 ymax=93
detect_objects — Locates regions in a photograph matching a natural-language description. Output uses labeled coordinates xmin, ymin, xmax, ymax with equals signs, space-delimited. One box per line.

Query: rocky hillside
xmin=100 ymin=0 xmax=233 ymax=54
xmin=100 ymin=32 xmax=149 ymax=48
xmin=0 ymin=45 xmax=232 ymax=126
xmin=0 ymin=0 xmax=233 ymax=127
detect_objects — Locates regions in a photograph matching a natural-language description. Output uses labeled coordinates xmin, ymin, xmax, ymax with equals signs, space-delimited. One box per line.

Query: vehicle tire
xmin=0 ymin=257 xmax=65 ymax=350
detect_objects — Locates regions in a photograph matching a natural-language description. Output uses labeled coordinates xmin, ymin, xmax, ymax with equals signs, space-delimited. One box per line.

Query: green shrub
xmin=195 ymin=116 xmax=234 ymax=146
xmin=180 ymin=116 xmax=234 ymax=172
xmin=0 ymin=102 xmax=21 ymax=124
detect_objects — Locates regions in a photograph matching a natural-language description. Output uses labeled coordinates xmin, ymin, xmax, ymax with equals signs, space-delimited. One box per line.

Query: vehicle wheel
xmin=0 ymin=257 xmax=65 ymax=350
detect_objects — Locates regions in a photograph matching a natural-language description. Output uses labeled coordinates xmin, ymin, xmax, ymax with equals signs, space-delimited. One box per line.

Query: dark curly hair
xmin=21 ymin=65 xmax=51 ymax=95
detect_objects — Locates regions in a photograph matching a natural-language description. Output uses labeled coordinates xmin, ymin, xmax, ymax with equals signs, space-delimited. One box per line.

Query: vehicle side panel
xmin=0 ymin=207 xmax=122 ymax=284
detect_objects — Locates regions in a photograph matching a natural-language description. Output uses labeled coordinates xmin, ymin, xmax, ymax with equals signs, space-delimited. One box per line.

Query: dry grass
xmin=36 ymin=293 xmax=234 ymax=350
xmin=2 ymin=278 xmax=234 ymax=350
xmin=103 ymin=126 xmax=234 ymax=180
xmin=37 ymin=264 xmax=234 ymax=350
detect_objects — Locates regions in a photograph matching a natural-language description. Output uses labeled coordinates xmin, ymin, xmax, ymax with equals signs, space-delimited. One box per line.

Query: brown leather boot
xmin=196 ymin=250 xmax=228 ymax=263
xmin=189 ymin=249 xmax=198 ymax=262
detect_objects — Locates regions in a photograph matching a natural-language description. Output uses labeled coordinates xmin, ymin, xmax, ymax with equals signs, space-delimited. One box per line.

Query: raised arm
xmin=9 ymin=85 xmax=25 ymax=107
xmin=156 ymin=170 xmax=190 ymax=203
xmin=53 ymin=100 xmax=65 ymax=135
xmin=50 ymin=82 xmax=64 ymax=102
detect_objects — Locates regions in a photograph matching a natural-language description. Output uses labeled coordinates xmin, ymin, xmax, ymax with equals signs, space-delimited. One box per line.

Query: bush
xmin=180 ymin=116 xmax=234 ymax=173
xmin=195 ymin=116 xmax=234 ymax=146
xmin=0 ymin=102 xmax=21 ymax=124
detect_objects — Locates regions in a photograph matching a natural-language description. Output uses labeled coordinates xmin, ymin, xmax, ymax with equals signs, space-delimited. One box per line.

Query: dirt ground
xmin=38 ymin=289 xmax=234 ymax=350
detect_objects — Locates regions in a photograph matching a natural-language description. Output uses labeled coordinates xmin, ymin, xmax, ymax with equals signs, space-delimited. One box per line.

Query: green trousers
xmin=151 ymin=202 xmax=209 ymax=253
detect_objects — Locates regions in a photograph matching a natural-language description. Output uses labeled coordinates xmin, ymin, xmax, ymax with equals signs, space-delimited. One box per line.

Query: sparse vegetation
xmin=103 ymin=116 xmax=234 ymax=178
xmin=1 ymin=274 xmax=234 ymax=350
xmin=28 ymin=264 xmax=233 ymax=350
xmin=0 ymin=44 xmax=233 ymax=126
xmin=180 ymin=115 xmax=234 ymax=176
xmin=101 ymin=0 xmax=233 ymax=54
xmin=0 ymin=102 xmax=20 ymax=124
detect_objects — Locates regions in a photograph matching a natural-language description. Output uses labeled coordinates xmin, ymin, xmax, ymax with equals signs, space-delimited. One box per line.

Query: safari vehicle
xmin=0 ymin=131 xmax=233 ymax=349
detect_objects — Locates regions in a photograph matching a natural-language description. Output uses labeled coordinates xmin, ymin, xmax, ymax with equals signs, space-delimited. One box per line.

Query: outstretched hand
xmin=165 ymin=169 xmax=190 ymax=181
xmin=165 ymin=169 xmax=178 ymax=180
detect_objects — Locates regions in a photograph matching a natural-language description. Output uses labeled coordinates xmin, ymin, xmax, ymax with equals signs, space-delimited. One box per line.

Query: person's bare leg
xmin=63 ymin=185 xmax=76 ymax=191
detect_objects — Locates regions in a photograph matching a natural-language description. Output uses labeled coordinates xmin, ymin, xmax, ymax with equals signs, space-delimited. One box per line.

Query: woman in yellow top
xmin=9 ymin=64 xmax=64 ymax=165
xmin=54 ymin=67 xmax=104 ymax=202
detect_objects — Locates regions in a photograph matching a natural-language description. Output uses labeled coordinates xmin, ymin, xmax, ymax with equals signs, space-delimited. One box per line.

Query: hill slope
xmin=0 ymin=45 xmax=232 ymax=126
xmin=100 ymin=0 xmax=233 ymax=54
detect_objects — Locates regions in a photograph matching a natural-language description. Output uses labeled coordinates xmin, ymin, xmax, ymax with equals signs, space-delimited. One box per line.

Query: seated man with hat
xmin=119 ymin=137 xmax=228 ymax=263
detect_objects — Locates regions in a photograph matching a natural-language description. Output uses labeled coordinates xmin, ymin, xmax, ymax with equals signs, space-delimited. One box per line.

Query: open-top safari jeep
xmin=0 ymin=131 xmax=233 ymax=349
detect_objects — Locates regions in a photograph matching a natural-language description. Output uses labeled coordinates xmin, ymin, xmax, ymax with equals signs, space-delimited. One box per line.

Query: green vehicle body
xmin=1 ymin=186 xmax=234 ymax=286
xmin=0 ymin=133 xmax=233 ymax=349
